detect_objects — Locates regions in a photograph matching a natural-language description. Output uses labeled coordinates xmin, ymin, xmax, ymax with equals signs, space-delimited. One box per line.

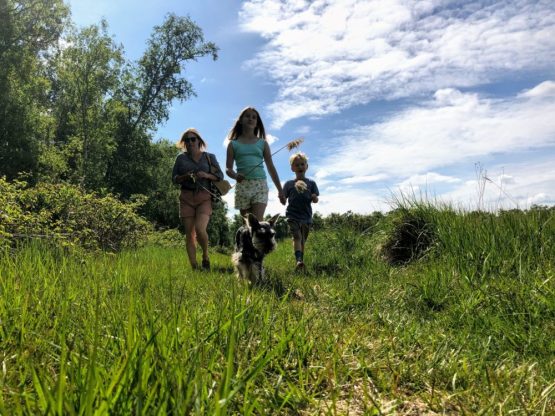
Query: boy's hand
xmin=311 ymin=194 xmax=319 ymax=203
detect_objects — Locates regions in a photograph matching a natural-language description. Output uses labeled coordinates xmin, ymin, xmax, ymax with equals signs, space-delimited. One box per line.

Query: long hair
xmin=227 ymin=106 xmax=266 ymax=141
xmin=176 ymin=128 xmax=207 ymax=152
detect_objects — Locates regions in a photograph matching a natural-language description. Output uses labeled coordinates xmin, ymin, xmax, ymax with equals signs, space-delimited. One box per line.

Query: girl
xmin=172 ymin=128 xmax=224 ymax=270
xmin=226 ymin=107 xmax=284 ymax=220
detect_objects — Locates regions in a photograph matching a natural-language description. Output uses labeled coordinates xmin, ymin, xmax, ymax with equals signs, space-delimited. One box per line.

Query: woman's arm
xmin=196 ymin=153 xmax=224 ymax=181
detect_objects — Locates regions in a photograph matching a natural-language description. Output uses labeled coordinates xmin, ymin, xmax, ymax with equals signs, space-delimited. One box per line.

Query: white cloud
xmin=340 ymin=174 xmax=389 ymax=185
xmin=316 ymin=84 xmax=555 ymax=181
xmin=437 ymin=159 xmax=555 ymax=210
xmin=398 ymin=172 xmax=461 ymax=188
xmin=240 ymin=0 xmax=555 ymax=128
xmin=519 ymin=80 xmax=555 ymax=99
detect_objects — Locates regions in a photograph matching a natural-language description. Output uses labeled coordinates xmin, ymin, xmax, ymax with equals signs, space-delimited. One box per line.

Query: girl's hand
xmin=236 ymin=173 xmax=245 ymax=183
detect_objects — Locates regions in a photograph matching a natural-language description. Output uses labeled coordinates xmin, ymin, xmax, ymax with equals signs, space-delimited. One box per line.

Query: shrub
xmin=0 ymin=177 xmax=150 ymax=251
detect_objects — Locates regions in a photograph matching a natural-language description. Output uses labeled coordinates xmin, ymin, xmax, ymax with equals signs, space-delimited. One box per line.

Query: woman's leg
xmin=182 ymin=217 xmax=198 ymax=268
xmin=194 ymin=213 xmax=211 ymax=261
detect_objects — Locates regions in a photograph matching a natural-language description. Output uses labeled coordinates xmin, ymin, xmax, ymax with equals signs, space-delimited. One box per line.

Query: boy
xmin=280 ymin=152 xmax=319 ymax=270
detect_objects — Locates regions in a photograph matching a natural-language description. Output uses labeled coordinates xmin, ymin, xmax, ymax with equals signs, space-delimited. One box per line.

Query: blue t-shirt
xmin=231 ymin=139 xmax=266 ymax=180
xmin=283 ymin=178 xmax=319 ymax=224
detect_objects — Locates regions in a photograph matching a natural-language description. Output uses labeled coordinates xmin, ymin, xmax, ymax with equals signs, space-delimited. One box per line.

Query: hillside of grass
xmin=0 ymin=204 xmax=554 ymax=414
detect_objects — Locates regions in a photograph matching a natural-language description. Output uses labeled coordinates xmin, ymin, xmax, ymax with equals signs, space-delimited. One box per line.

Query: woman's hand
xmin=175 ymin=173 xmax=192 ymax=184
xmin=195 ymin=170 xmax=211 ymax=180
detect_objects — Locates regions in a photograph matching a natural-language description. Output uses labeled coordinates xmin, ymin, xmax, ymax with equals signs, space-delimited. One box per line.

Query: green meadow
xmin=1 ymin=204 xmax=554 ymax=414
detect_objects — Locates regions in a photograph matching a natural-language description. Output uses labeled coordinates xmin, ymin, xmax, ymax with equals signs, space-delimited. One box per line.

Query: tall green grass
xmin=1 ymin=204 xmax=554 ymax=414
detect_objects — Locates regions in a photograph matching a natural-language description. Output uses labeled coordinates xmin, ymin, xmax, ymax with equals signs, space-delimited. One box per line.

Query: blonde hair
xmin=289 ymin=152 xmax=309 ymax=166
xmin=176 ymin=128 xmax=207 ymax=151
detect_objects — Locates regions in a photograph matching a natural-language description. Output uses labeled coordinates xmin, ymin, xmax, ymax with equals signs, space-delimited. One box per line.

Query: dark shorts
xmin=179 ymin=189 xmax=212 ymax=218
xmin=287 ymin=219 xmax=311 ymax=243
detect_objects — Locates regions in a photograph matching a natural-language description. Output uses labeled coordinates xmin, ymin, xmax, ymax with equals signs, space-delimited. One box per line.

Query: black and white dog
xmin=232 ymin=213 xmax=280 ymax=285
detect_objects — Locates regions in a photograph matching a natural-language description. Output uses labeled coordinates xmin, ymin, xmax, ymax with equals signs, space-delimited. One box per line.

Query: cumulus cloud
xmin=315 ymin=84 xmax=555 ymax=181
xmin=439 ymin=159 xmax=555 ymax=210
xmin=239 ymin=0 xmax=555 ymax=128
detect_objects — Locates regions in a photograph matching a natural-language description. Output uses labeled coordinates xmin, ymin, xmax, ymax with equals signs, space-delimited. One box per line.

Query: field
xmin=1 ymin=205 xmax=554 ymax=414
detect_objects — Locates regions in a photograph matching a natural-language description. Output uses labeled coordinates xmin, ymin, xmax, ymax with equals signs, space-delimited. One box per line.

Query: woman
xmin=172 ymin=128 xmax=224 ymax=270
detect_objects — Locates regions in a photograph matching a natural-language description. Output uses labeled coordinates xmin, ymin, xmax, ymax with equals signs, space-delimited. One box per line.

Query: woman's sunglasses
xmin=183 ymin=136 xmax=197 ymax=144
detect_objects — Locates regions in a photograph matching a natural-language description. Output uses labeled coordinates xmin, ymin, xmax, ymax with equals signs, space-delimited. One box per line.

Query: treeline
xmin=0 ymin=0 xmax=217 ymax=228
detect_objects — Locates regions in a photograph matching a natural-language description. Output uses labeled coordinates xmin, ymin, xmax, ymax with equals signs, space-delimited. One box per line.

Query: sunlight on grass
xmin=1 ymin=204 xmax=554 ymax=414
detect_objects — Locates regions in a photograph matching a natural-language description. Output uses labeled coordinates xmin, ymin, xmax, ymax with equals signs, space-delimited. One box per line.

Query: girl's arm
xmin=226 ymin=141 xmax=244 ymax=182
xmin=263 ymin=141 xmax=284 ymax=198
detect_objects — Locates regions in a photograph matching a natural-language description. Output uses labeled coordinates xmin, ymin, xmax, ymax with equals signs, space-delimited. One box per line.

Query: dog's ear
xmin=246 ymin=213 xmax=260 ymax=229
xmin=268 ymin=213 xmax=280 ymax=227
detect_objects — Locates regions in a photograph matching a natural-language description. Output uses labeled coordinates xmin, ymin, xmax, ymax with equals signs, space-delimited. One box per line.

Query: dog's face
xmin=246 ymin=213 xmax=279 ymax=255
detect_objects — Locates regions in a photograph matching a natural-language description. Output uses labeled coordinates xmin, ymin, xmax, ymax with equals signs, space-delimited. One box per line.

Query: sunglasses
xmin=183 ymin=136 xmax=197 ymax=144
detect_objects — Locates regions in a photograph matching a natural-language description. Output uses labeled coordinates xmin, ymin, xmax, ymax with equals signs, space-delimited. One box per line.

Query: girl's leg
xmin=251 ymin=203 xmax=267 ymax=221
xmin=182 ymin=217 xmax=198 ymax=269
xmin=194 ymin=213 xmax=211 ymax=262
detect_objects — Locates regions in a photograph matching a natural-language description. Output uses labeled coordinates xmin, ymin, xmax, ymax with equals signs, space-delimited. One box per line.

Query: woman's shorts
xmin=234 ymin=179 xmax=268 ymax=210
xmin=179 ymin=189 xmax=212 ymax=218
xmin=287 ymin=219 xmax=311 ymax=243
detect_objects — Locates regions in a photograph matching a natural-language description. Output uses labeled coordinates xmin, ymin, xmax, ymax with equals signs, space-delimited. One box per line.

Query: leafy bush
xmin=0 ymin=177 xmax=150 ymax=251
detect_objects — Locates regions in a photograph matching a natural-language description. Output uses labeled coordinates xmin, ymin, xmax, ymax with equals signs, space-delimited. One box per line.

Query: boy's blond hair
xmin=289 ymin=152 xmax=308 ymax=166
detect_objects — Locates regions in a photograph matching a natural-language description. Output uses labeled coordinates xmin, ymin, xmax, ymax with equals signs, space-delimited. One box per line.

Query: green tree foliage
xmin=0 ymin=5 xmax=220 ymax=228
xmin=207 ymin=200 xmax=231 ymax=247
xmin=45 ymin=20 xmax=123 ymax=188
xmin=0 ymin=0 xmax=69 ymax=180
xmin=107 ymin=13 xmax=218 ymax=199
xmin=139 ymin=139 xmax=181 ymax=228
xmin=121 ymin=13 xmax=218 ymax=132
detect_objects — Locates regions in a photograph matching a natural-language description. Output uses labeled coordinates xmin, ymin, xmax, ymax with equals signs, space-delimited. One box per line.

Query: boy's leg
xmin=288 ymin=219 xmax=304 ymax=267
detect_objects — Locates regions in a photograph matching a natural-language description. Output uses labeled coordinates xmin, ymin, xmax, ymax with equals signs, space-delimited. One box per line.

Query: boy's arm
xmin=311 ymin=180 xmax=319 ymax=203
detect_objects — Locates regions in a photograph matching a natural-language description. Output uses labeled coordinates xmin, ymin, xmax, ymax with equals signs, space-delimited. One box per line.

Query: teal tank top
xmin=232 ymin=139 xmax=266 ymax=180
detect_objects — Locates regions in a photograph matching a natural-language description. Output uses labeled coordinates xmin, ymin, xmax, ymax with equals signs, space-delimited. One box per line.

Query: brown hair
xmin=227 ymin=106 xmax=266 ymax=141
xmin=176 ymin=128 xmax=207 ymax=151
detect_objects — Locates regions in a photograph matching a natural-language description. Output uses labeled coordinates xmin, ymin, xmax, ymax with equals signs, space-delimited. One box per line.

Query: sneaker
xmin=201 ymin=259 xmax=211 ymax=271
xmin=295 ymin=260 xmax=305 ymax=271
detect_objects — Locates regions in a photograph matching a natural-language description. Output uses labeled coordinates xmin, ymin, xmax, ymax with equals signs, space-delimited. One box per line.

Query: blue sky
xmin=68 ymin=0 xmax=555 ymax=216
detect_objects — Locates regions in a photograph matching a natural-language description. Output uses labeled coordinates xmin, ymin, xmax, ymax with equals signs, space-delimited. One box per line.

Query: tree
xmin=107 ymin=13 xmax=218 ymax=198
xmin=0 ymin=0 xmax=69 ymax=180
xmin=48 ymin=20 xmax=123 ymax=188
xmin=122 ymin=13 xmax=218 ymax=132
